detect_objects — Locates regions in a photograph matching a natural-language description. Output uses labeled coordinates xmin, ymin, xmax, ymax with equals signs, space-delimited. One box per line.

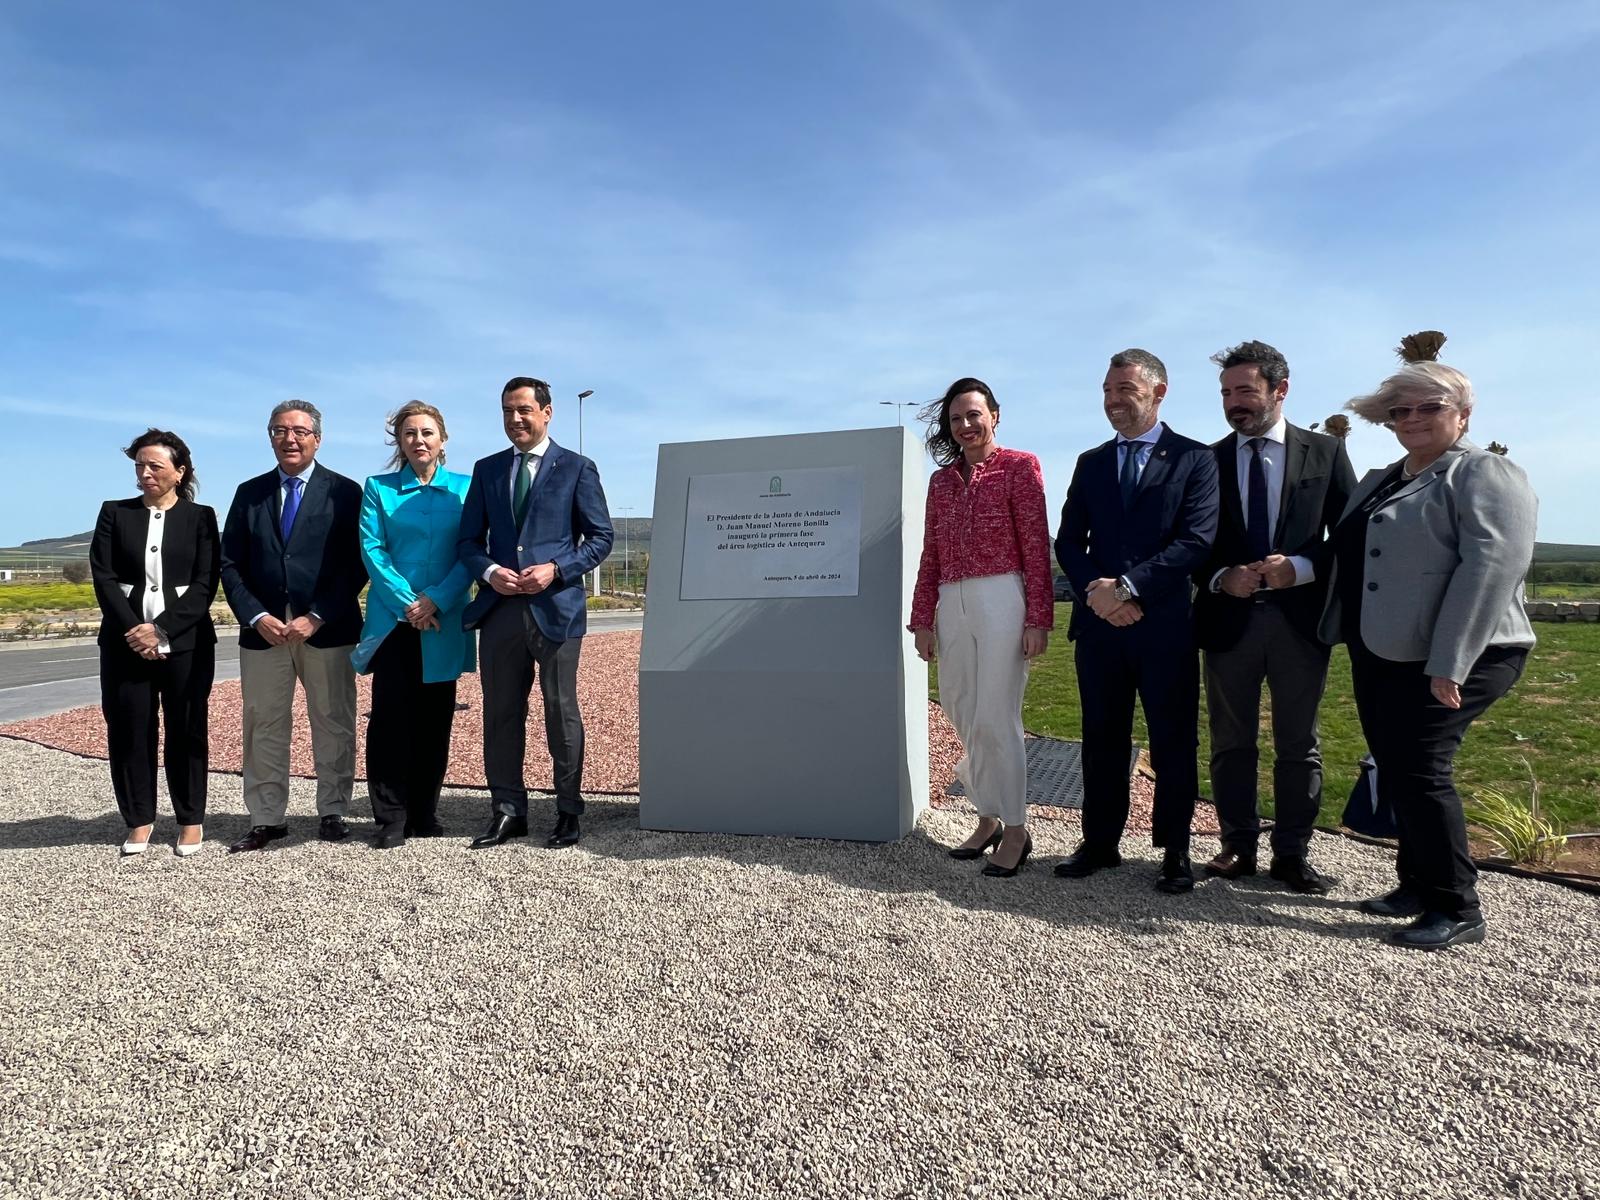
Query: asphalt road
xmin=0 ymin=609 xmax=644 ymax=724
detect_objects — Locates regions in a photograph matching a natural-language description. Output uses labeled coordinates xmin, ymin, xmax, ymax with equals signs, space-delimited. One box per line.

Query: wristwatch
xmin=1113 ymin=577 xmax=1134 ymax=603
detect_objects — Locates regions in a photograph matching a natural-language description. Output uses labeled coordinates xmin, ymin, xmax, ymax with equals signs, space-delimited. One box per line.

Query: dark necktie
xmin=1247 ymin=437 xmax=1271 ymax=561
xmin=513 ymin=451 xmax=533 ymax=528
xmin=1119 ymin=441 xmax=1140 ymax=508
xmin=280 ymin=475 xmax=303 ymax=542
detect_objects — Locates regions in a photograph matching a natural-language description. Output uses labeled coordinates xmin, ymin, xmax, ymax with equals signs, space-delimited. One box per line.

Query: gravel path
xmin=2 ymin=737 xmax=1596 ymax=1199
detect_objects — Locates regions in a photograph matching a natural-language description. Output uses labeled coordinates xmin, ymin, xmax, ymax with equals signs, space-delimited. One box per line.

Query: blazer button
xmin=150 ymin=584 xmax=159 ymax=592
xmin=1371 ymin=515 xmax=1384 ymax=524
xmin=150 ymin=546 xmax=158 ymax=553
xmin=1366 ymin=582 xmax=1378 ymax=592
xmin=1369 ymin=548 xmax=1381 ymax=558
xmin=517 ymin=545 xmax=523 ymax=553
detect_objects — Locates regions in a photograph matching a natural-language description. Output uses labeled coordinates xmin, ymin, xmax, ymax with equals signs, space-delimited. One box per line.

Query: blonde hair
xmin=1345 ymin=362 xmax=1474 ymax=426
xmin=385 ymin=400 xmax=449 ymax=470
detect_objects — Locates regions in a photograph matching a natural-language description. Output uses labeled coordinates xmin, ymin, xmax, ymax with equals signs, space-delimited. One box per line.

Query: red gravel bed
xmin=1 ymin=630 xmax=1168 ymax=829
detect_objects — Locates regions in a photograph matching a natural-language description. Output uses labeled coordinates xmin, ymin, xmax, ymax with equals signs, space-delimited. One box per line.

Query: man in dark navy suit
xmin=458 ymin=377 xmax=613 ymax=850
xmin=1054 ymin=349 xmax=1220 ymax=893
xmin=1193 ymin=341 xmax=1355 ymax=892
xmin=220 ymin=400 xmax=367 ymax=852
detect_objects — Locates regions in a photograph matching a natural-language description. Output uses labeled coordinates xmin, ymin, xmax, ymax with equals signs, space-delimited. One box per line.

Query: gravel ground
xmin=2 ymin=736 xmax=1597 ymax=1199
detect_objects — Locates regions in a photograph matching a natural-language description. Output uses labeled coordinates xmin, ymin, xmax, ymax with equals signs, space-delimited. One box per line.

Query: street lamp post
xmin=577 ymin=389 xmax=595 ymax=594
xmin=618 ymin=505 xmax=634 ymax=594
xmin=879 ymin=400 xmax=917 ymax=426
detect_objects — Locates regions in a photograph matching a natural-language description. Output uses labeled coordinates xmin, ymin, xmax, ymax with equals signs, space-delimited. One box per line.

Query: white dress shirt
xmin=1210 ymin=416 xmax=1313 ymax=591
xmin=142 ymin=505 xmax=172 ymax=654
xmin=484 ymin=437 xmax=552 ymax=582
xmin=1111 ymin=423 xmax=1164 ymax=596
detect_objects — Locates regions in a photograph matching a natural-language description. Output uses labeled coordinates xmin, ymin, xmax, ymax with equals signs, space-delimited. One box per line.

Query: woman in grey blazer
xmin=1320 ymin=345 xmax=1536 ymax=951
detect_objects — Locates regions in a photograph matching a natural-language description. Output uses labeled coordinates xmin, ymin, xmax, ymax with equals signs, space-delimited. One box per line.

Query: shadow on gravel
xmin=552 ymin=798 xmax=1387 ymax=944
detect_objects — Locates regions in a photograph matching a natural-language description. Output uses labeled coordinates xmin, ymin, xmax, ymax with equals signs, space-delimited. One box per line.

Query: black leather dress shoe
xmin=228 ymin=824 xmax=289 ymax=854
xmin=1268 ymin=856 xmax=1335 ymax=895
xmin=949 ymin=823 xmax=1003 ymax=861
xmin=373 ymin=831 xmax=406 ymax=851
xmin=1155 ymin=849 xmax=1195 ymax=894
xmin=547 ymin=813 xmax=581 ymax=849
xmin=1054 ymin=842 xmax=1123 ymax=878
xmin=408 ymin=818 xmax=446 ymax=838
xmin=981 ymin=834 xmax=1032 ymax=878
xmin=319 ymin=814 xmax=349 ymax=842
xmin=1203 ymin=849 xmax=1257 ymax=879
xmin=470 ymin=814 xmax=528 ymax=849
xmin=1388 ymin=911 xmax=1486 ymax=951
xmin=1359 ymin=886 xmax=1426 ymax=919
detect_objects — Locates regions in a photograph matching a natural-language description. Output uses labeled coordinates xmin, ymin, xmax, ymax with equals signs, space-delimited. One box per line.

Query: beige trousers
xmin=239 ymin=639 xmax=357 ymax=825
xmin=937 ymin=573 xmax=1030 ymax=827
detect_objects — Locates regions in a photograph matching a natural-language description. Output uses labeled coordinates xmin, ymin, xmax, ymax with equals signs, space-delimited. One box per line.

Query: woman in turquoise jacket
xmin=355 ymin=401 xmax=476 ymax=848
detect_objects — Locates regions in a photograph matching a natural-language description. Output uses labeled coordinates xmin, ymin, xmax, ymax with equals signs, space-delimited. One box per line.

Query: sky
xmin=2 ymin=0 xmax=1598 ymax=546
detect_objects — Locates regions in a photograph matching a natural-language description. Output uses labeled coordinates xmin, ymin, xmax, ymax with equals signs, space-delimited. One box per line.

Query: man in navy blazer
xmin=220 ymin=399 xmax=367 ymax=852
xmin=1054 ymin=349 xmax=1219 ymax=893
xmin=1192 ymin=341 xmax=1356 ymax=894
xmin=458 ymin=376 xmax=613 ymax=850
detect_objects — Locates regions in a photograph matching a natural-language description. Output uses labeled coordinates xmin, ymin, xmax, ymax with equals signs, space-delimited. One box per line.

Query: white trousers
xmin=937 ymin=573 xmax=1029 ymax=827
xmin=239 ymin=639 xmax=357 ymax=824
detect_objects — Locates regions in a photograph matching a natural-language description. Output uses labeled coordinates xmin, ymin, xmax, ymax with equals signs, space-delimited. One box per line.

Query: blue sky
xmin=3 ymin=0 xmax=1597 ymax=546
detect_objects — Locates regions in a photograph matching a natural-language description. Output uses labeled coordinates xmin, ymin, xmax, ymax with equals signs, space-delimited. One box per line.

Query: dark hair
xmin=385 ymin=400 xmax=449 ymax=471
xmin=918 ymin=377 xmax=998 ymax=468
xmin=1210 ymin=340 xmax=1289 ymax=390
xmin=124 ymin=428 xmax=198 ymax=501
xmin=501 ymin=377 xmax=553 ymax=408
xmin=1108 ymin=348 xmax=1167 ymax=387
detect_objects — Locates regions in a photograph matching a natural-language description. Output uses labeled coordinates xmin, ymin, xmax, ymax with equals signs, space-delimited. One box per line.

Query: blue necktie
xmin=281 ymin=475 xmax=303 ymax=542
xmin=1247 ymin=438 xmax=1272 ymax=562
xmin=1119 ymin=441 xmax=1140 ymax=508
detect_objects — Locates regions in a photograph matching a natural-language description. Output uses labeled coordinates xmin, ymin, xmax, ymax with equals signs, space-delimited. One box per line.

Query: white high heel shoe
xmin=175 ymin=827 xmax=204 ymax=858
xmin=120 ymin=835 xmax=151 ymax=856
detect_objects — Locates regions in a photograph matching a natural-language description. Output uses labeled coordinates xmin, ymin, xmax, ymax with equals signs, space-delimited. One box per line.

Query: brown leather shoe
xmin=1203 ymin=848 xmax=1258 ymax=879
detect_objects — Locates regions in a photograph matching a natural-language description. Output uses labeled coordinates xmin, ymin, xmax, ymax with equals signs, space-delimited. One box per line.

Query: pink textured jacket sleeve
xmin=1010 ymin=452 xmax=1055 ymax=629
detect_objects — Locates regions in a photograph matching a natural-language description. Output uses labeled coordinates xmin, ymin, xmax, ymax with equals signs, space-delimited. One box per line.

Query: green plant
xmin=1464 ymin=758 xmax=1568 ymax=866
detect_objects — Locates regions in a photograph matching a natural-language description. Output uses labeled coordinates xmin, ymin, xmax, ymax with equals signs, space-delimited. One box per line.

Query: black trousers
xmin=100 ymin=640 xmax=214 ymax=828
xmin=1348 ymin=639 xmax=1526 ymax=920
xmin=1204 ymin=601 xmax=1332 ymax=858
xmin=365 ymin=623 xmax=458 ymax=834
xmin=1075 ymin=613 xmax=1198 ymax=852
xmin=479 ymin=599 xmax=585 ymax=818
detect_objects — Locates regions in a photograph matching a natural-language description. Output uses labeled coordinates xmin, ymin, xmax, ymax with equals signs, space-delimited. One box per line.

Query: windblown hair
xmin=1210 ymin=340 xmax=1289 ymax=390
xmin=1346 ymin=362 xmax=1475 ymax=426
xmin=124 ymin=428 xmax=198 ymax=501
xmin=918 ymin=377 xmax=998 ymax=468
xmin=502 ymin=376 xmax=553 ymax=408
xmin=269 ymin=399 xmax=322 ymax=438
xmin=1109 ymin=348 xmax=1167 ymax=387
xmin=384 ymin=400 xmax=450 ymax=470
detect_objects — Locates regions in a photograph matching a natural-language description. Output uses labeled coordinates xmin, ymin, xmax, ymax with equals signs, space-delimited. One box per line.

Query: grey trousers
xmin=239 ymin=639 xmax=357 ymax=825
xmin=1203 ymin=600 xmax=1331 ymax=857
xmin=479 ymin=599 xmax=585 ymax=818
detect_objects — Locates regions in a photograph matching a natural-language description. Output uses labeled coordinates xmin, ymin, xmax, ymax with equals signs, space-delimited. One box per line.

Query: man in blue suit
xmin=458 ymin=377 xmax=614 ymax=850
xmin=220 ymin=399 xmax=367 ymax=852
xmin=1054 ymin=350 xmax=1220 ymax=893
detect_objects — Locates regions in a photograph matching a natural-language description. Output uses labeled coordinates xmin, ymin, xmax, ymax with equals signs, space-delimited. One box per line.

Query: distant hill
xmin=1534 ymin=543 xmax=1600 ymax=563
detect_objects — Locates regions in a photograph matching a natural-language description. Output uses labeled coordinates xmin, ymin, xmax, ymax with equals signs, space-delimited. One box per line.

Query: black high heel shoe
xmin=982 ymin=833 xmax=1033 ymax=878
xmin=948 ymin=822 xmax=1004 ymax=861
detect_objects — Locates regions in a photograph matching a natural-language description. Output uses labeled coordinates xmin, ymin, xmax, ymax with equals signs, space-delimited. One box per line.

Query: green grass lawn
xmin=934 ymin=603 xmax=1600 ymax=832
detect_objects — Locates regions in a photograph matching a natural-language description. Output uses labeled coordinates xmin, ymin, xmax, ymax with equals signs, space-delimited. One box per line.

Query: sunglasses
xmin=1386 ymin=401 xmax=1453 ymax=423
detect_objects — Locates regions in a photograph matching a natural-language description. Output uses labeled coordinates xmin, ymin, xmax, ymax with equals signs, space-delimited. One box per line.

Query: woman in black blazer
xmin=90 ymin=429 xmax=221 ymax=856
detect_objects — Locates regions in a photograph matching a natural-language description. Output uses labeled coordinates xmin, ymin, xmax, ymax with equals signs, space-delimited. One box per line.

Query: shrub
xmin=1465 ymin=759 xmax=1568 ymax=867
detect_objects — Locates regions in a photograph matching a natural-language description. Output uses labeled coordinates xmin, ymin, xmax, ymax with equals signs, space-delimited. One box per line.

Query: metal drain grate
xmin=945 ymin=738 xmax=1140 ymax=809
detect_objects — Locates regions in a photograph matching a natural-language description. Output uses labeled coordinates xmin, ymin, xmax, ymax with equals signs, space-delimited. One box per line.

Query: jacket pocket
xmin=175 ymin=584 xmax=190 ymax=597
xmin=119 ymin=583 xmax=134 ymax=598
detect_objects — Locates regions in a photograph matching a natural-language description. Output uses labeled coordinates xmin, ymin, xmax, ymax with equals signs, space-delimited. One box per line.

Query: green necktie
xmin=513 ymin=450 xmax=533 ymax=527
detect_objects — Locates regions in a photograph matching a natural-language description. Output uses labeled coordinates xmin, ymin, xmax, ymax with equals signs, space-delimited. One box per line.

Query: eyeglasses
xmin=1386 ymin=401 xmax=1453 ymax=423
xmin=269 ymin=426 xmax=318 ymax=441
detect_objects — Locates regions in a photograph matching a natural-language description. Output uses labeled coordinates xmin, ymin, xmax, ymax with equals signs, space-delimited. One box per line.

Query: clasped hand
xmin=1085 ymin=579 xmax=1141 ymax=627
xmin=125 ymin=622 xmax=164 ymax=660
xmin=404 ymin=594 xmax=440 ymax=632
xmin=1221 ymin=555 xmax=1297 ymax=598
xmin=256 ymin=613 xmax=322 ymax=647
xmin=489 ymin=563 xmax=557 ymax=597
